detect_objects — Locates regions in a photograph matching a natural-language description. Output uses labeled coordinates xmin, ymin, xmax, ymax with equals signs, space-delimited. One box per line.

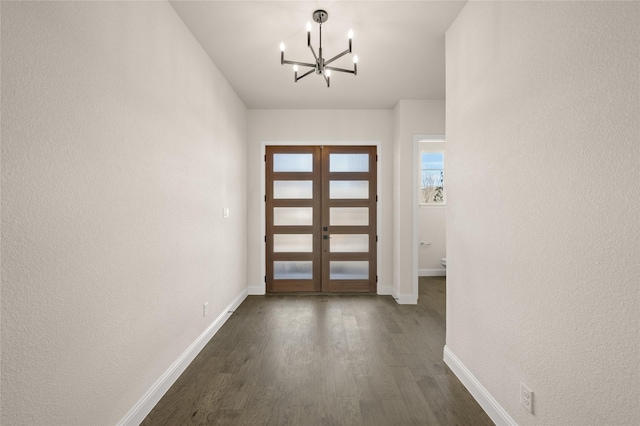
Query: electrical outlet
xmin=203 ymin=302 xmax=208 ymax=317
xmin=520 ymin=382 xmax=533 ymax=414
xmin=223 ymin=208 xmax=230 ymax=218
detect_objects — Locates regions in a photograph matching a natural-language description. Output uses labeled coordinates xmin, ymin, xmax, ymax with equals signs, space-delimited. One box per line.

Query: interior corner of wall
xmin=247 ymin=285 xmax=265 ymax=296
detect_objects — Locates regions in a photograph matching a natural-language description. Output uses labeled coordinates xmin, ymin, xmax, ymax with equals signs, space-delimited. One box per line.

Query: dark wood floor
xmin=142 ymin=277 xmax=493 ymax=425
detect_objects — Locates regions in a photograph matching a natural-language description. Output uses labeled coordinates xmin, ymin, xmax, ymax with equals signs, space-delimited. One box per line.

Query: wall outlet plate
xmin=520 ymin=382 xmax=533 ymax=414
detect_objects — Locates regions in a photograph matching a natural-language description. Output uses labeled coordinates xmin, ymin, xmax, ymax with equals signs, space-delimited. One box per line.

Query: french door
xmin=266 ymin=146 xmax=377 ymax=293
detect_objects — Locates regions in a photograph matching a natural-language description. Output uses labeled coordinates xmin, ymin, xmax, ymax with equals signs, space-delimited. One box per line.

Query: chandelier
xmin=279 ymin=10 xmax=358 ymax=88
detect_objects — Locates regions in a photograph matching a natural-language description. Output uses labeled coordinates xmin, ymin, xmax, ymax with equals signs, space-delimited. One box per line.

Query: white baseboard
xmin=395 ymin=294 xmax=418 ymax=304
xmin=377 ymin=284 xmax=393 ymax=295
xmin=117 ymin=289 xmax=248 ymax=426
xmin=247 ymin=284 xmax=265 ymax=295
xmin=419 ymin=268 xmax=446 ymax=277
xmin=443 ymin=346 xmax=516 ymax=426
xmin=391 ymin=287 xmax=418 ymax=305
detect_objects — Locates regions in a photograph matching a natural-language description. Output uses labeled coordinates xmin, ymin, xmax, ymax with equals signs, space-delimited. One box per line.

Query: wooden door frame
xmin=258 ymin=141 xmax=382 ymax=295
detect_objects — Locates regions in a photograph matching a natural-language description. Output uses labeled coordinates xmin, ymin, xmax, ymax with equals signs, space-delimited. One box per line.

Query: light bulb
xmin=326 ymin=70 xmax=332 ymax=77
xmin=348 ymin=29 xmax=354 ymax=39
xmin=353 ymin=54 xmax=359 ymax=64
xmin=279 ymin=42 xmax=285 ymax=52
xmin=293 ymin=65 xmax=299 ymax=72
xmin=306 ymin=21 xmax=312 ymax=32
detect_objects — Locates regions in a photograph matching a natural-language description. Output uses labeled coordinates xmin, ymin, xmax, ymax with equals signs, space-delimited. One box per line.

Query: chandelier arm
xmin=295 ymin=68 xmax=315 ymax=82
xmin=325 ymin=66 xmax=356 ymax=74
xmin=324 ymin=48 xmax=352 ymax=66
xmin=322 ymin=72 xmax=330 ymax=88
xmin=283 ymin=60 xmax=316 ymax=68
xmin=308 ymin=44 xmax=319 ymax=63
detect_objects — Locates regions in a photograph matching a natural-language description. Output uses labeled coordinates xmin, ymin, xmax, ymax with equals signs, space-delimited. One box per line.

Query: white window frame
xmin=418 ymin=140 xmax=446 ymax=206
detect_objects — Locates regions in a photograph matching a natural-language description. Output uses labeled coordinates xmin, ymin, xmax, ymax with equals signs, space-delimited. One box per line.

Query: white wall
xmin=1 ymin=2 xmax=247 ymax=425
xmin=446 ymin=2 xmax=639 ymax=425
xmin=393 ymin=100 xmax=445 ymax=301
xmin=247 ymin=110 xmax=394 ymax=295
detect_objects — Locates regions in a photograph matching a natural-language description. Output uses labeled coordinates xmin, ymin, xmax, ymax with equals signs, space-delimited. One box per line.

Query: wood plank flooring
xmin=142 ymin=277 xmax=493 ymax=425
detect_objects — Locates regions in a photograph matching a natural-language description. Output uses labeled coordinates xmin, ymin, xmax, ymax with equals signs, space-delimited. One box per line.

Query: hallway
xmin=142 ymin=277 xmax=492 ymax=425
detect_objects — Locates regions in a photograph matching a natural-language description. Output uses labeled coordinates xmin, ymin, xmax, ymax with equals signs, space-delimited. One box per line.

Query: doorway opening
xmin=413 ymin=135 xmax=446 ymax=302
xmin=265 ymin=145 xmax=377 ymax=293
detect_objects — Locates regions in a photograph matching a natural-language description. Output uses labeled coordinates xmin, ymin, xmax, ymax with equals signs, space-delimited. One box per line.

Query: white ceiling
xmin=169 ymin=1 xmax=466 ymax=109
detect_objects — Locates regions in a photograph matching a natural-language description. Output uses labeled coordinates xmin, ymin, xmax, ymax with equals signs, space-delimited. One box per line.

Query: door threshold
xmin=265 ymin=292 xmax=378 ymax=297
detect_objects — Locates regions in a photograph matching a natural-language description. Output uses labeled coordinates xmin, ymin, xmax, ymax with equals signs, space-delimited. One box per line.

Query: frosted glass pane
xmin=330 ymin=208 xmax=369 ymax=226
xmin=273 ymin=154 xmax=313 ymax=172
xmin=330 ymin=234 xmax=369 ymax=252
xmin=273 ymin=234 xmax=313 ymax=252
xmin=274 ymin=180 xmax=313 ymax=199
xmin=274 ymin=261 xmax=313 ymax=280
xmin=273 ymin=207 xmax=313 ymax=226
xmin=329 ymin=154 xmax=369 ymax=172
xmin=330 ymin=261 xmax=369 ymax=280
xmin=330 ymin=181 xmax=369 ymax=199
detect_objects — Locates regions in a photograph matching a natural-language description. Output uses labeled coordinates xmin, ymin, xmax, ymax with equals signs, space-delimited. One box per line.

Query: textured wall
xmin=446 ymin=1 xmax=639 ymax=425
xmin=246 ymin=110 xmax=394 ymax=293
xmin=1 ymin=2 xmax=247 ymax=424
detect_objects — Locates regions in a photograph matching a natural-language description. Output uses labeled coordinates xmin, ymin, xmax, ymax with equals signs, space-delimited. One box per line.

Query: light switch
xmin=223 ymin=208 xmax=230 ymax=218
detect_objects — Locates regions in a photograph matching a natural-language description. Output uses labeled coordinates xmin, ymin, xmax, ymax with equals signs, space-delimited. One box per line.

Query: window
xmin=419 ymin=142 xmax=445 ymax=205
